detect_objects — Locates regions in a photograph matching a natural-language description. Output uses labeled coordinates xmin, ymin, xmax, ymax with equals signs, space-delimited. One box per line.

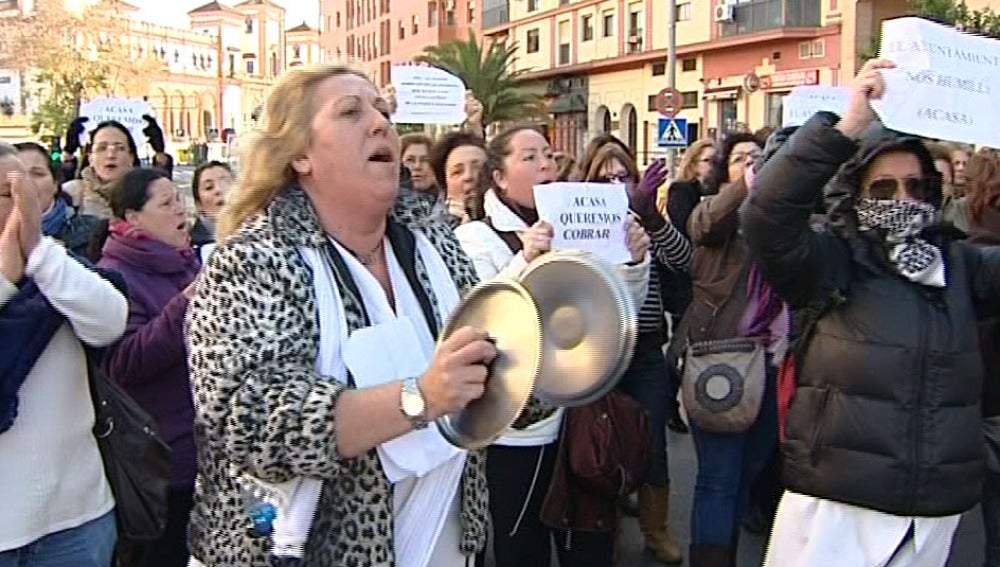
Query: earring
xmin=291 ymin=157 xmax=311 ymax=176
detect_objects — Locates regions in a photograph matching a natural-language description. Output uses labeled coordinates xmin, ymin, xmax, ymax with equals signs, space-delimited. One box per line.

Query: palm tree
xmin=417 ymin=31 xmax=545 ymax=128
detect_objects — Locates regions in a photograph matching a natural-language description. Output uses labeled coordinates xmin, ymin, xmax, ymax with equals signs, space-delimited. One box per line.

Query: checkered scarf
xmin=856 ymin=198 xmax=946 ymax=287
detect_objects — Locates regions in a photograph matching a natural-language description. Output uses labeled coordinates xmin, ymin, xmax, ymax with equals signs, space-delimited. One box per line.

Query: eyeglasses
xmin=866 ymin=177 xmax=929 ymax=200
xmin=93 ymin=143 xmax=129 ymax=154
xmin=595 ymin=172 xmax=634 ymax=184
xmin=729 ymin=151 xmax=761 ymax=165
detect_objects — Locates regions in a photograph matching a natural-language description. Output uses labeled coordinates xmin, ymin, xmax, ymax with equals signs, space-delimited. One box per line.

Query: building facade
xmin=319 ymin=0 xmax=482 ymax=86
xmin=0 ymin=0 xmax=322 ymax=144
xmin=484 ymin=0 xmax=996 ymax=163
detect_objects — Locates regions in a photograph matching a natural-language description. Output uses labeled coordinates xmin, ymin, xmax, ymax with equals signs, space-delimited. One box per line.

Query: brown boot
xmin=637 ymin=484 xmax=683 ymax=564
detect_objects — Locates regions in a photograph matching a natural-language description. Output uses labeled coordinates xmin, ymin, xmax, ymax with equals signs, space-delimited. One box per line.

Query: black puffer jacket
xmin=742 ymin=112 xmax=1000 ymax=517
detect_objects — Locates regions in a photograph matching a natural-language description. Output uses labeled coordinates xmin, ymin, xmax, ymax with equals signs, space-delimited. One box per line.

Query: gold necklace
xmin=328 ymin=234 xmax=384 ymax=266
xmin=353 ymin=239 xmax=384 ymax=266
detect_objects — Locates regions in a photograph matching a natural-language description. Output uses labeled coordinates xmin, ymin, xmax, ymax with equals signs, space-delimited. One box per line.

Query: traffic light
xmin=49 ymin=135 xmax=62 ymax=162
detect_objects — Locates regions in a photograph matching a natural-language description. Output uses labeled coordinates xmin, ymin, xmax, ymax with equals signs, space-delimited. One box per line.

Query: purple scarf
xmin=743 ymin=165 xmax=786 ymax=337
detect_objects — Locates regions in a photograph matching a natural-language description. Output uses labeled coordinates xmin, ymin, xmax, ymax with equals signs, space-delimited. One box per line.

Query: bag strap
xmin=483 ymin=217 xmax=523 ymax=255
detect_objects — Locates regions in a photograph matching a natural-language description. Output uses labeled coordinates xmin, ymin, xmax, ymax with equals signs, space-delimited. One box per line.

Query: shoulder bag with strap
xmin=87 ymin=349 xmax=172 ymax=541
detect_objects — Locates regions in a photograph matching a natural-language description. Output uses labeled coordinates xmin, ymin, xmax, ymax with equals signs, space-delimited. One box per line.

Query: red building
xmin=319 ymin=0 xmax=482 ymax=86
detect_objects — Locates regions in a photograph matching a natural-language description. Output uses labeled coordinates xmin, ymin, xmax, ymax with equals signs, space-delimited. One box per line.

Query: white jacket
xmin=454 ymin=190 xmax=650 ymax=446
xmin=0 ymin=238 xmax=128 ymax=550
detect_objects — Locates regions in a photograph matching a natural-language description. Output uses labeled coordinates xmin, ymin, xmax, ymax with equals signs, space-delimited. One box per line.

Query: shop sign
xmin=761 ymin=69 xmax=820 ymax=90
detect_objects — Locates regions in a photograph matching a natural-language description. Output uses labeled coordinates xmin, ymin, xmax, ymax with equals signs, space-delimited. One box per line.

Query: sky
xmin=130 ymin=0 xmax=319 ymax=28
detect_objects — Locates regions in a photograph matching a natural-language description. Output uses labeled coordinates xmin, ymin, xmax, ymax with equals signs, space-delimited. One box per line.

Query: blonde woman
xmin=665 ymin=139 xmax=715 ymax=234
xmin=186 ymin=64 xmax=547 ymax=566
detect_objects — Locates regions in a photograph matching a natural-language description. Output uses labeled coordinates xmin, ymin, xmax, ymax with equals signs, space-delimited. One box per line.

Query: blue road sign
xmin=657 ymin=118 xmax=688 ymax=148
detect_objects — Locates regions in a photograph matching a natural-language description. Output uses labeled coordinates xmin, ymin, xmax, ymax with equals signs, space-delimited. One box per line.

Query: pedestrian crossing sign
xmin=657 ymin=118 xmax=688 ymax=148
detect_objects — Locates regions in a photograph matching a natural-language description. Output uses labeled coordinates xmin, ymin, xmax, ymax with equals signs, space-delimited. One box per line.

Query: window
xmin=582 ymin=15 xmax=593 ymax=41
xmin=446 ymin=9 xmax=455 ymax=25
xmin=681 ymin=91 xmax=698 ymax=108
xmin=559 ymin=43 xmax=570 ymax=64
xmin=468 ymin=1 xmax=475 ymax=23
xmin=560 ymin=0 xmax=569 ymax=4
xmin=765 ymin=92 xmax=786 ymax=126
xmin=647 ymin=94 xmax=657 ymax=112
xmin=293 ymin=45 xmax=301 ymax=59
xmin=399 ymin=21 xmax=405 ymax=39
xmin=799 ymin=39 xmax=825 ymax=59
xmin=246 ymin=59 xmax=255 ymax=74
xmin=628 ymin=10 xmax=640 ymax=36
xmin=602 ymin=12 xmax=614 ymax=37
xmin=812 ymin=39 xmax=825 ymax=57
xmin=526 ymin=28 xmax=540 ymax=53
xmin=676 ymin=2 xmax=691 ymax=21
xmin=412 ymin=15 xmax=418 ymax=34
xmin=651 ymin=62 xmax=664 ymax=76
xmin=428 ymin=2 xmax=437 ymax=26
xmin=681 ymin=57 xmax=696 ymax=72
xmin=527 ymin=0 xmax=538 ymax=12
xmin=336 ymin=12 xmax=341 ymax=27
xmin=271 ymin=52 xmax=278 ymax=76
xmin=380 ymin=61 xmax=390 ymax=86
xmin=228 ymin=53 xmax=235 ymax=76
xmin=245 ymin=17 xmax=254 ymax=33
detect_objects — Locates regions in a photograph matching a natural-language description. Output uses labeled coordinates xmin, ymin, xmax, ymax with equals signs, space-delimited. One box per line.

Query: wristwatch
xmin=400 ymin=377 xmax=429 ymax=429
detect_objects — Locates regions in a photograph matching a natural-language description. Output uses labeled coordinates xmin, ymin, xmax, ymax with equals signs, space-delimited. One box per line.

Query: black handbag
xmin=86 ymin=352 xmax=172 ymax=541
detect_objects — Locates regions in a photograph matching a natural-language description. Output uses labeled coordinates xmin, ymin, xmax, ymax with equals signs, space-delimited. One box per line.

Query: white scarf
xmin=249 ymin=230 xmax=466 ymax=565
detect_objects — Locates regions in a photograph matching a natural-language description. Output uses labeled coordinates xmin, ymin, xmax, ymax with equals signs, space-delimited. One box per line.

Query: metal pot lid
xmin=435 ymin=279 xmax=543 ymax=450
xmin=518 ymin=250 xmax=638 ymax=407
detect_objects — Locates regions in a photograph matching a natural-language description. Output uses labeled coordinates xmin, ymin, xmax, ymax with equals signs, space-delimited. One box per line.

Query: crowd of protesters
xmin=0 ymin=53 xmax=998 ymax=567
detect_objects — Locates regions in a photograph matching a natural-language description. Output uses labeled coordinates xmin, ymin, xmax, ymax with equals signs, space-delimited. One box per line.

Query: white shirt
xmin=0 ymin=238 xmax=128 ymax=551
xmin=765 ymin=490 xmax=961 ymax=567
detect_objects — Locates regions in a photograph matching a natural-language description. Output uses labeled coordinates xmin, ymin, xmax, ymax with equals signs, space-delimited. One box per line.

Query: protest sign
xmin=390 ymin=64 xmax=467 ymax=125
xmin=79 ymin=97 xmax=155 ymax=149
xmin=533 ymin=182 xmax=631 ymax=264
xmin=873 ymin=17 xmax=1000 ymax=148
xmin=782 ymin=85 xmax=852 ymax=127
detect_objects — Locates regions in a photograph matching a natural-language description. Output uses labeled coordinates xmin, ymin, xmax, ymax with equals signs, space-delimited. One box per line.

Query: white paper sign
xmin=782 ymin=85 xmax=852 ymax=127
xmin=390 ymin=64 xmax=466 ymax=125
xmin=79 ymin=96 xmax=155 ymax=149
xmin=533 ymin=182 xmax=631 ymax=264
xmin=873 ymin=17 xmax=1000 ymax=148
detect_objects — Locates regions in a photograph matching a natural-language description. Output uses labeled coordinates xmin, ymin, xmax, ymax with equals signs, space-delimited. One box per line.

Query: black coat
xmin=742 ymin=112 xmax=1000 ymax=517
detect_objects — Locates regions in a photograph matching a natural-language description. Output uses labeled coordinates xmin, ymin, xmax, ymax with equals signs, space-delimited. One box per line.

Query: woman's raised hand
xmin=419 ymin=327 xmax=497 ymax=420
xmin=838 ymin=58 xmax=896 ymax=139
xmin=0 ymin=203 xmax=23 ymax=283
xmin=520 ymin=220 xmax=554 ymax=263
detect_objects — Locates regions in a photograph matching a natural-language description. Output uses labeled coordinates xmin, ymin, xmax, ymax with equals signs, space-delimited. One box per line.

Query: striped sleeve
xmin=648 ymin=221 xmax=691 ymax=271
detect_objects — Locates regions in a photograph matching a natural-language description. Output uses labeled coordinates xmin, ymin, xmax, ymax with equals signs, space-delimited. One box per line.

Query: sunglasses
xmin=865 ymin=177 xmax=930 ymax=200
xmin=595 ymin=172 xmax=634 ymax=184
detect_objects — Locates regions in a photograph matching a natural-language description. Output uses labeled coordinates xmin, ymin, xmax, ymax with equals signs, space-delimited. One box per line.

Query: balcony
xmin=482 ymin=0 xmax=508 ymax=29
xmin=719 ymin=0 xmax=821 ymax=37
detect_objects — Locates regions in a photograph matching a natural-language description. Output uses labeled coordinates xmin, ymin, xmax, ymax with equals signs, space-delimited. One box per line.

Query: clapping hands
xmin=1 ymin=172 xmax=42 ymax=283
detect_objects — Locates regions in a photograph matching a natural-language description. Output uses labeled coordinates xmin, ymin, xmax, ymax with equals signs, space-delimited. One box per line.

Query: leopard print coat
xmin=185 ymin=187 xmax=553 ymax=566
